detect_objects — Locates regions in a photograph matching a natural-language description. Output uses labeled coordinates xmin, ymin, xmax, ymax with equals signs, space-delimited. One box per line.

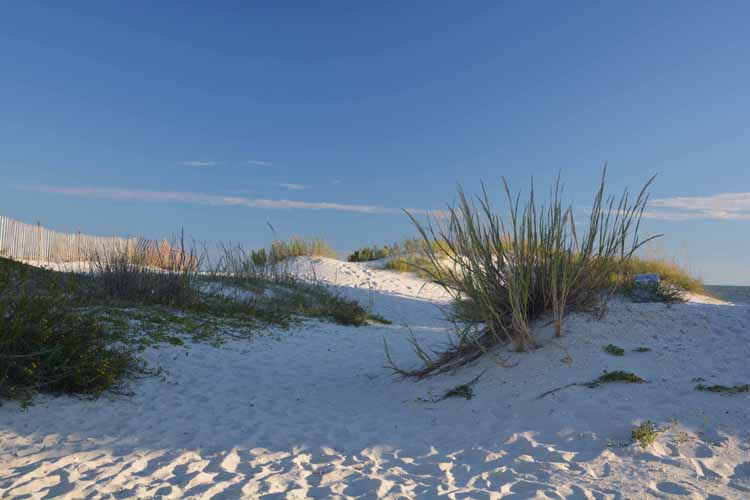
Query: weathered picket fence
xmin=0 ymin=215 xmax=195 ymax=270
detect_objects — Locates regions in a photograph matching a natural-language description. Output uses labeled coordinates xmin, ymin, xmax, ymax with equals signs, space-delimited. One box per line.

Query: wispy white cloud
xmin=644 ymin=192 xmax=750 ymax=221
xmin=279 ymin=183 xmax=310 ymax=190
xmin=332 ymin=179 xmax=342 ymax=185
xmin=19 ymin=184 xmax=423 ymax=214
xmin=247 ymin=160 xmax=272 ymax=167
xmin=178 ymin=160 xmax=220 ymax=167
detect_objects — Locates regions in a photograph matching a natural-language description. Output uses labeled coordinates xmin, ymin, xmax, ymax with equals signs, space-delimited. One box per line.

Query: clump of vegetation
xmin=390 ymin=168 xmax=657 ymax=377
xmin=585 ymin=370 xmax=647 ymax=387
xmin=443 ymin=383 xmax=474 ymax=400
xmin=538 ymin=370 xmax=647 ymax=399
xmin=0 ymin=257 xmax=134 ymax=400
xmin=345 ymin=237 xmax=451 ymax=275
xmin=695 ymin=383 xmax=750 ymax=394
xmin=213 ymin=244 xmax=388 ymax=327
xmin=90 ymin=242 xmax=200 ymax=308
xmin=623 ymin=281 xmax=686 ymax=304
xmin=348 ymin=245 xmax=393 ymax=262
xmin=633 ymin=347 xmax=651 ymax=353
xmin=415 ymin=370 xmax=485 ymax=403
xmin=0 ymin=231 xmax=382 ymax=403
xmin=383 ymin=253 xmax=441 ymax=278
xmin=621 ymin=257 xmax=704 ymax=295
xmin=603 ymin=344 xmax=625 ymax=356
xmin=632 ymin=421 xmax=660 ymax=448
xmin=269 ymin=237 xmax=338 ymax=261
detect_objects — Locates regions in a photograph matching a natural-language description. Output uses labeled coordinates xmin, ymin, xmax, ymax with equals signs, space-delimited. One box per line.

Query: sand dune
xmin=1 ymin=257 xmax=749 ymax=499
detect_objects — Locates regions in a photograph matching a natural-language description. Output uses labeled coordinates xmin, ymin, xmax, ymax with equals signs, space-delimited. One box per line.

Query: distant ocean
xmin=704 ymin=285 xmax=750 ymax=305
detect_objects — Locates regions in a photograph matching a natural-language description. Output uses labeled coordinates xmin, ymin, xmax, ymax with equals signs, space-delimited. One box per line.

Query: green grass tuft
xmin=632 ymin=421 xmax=660 ymax=447
xmin=603 ymin=344 xmax=625 ymax=356
xmin=585 ymin=370 xmax=647 ymax=388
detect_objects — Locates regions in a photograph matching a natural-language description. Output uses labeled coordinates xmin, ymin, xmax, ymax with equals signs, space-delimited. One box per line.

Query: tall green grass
xmin=392 ymin=168 xmax=657 ymax=376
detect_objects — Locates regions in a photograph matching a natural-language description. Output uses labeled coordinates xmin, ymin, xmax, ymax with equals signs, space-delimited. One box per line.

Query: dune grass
xmin=0 ymin=236 xmax=378 ymax=402
xmin=389 ymin=168 xmax=657 ymax=377
xmin=620 ymin=257 xmax=704 ymax=294
xmin=270 ymin=237 xmax=338 ymax=261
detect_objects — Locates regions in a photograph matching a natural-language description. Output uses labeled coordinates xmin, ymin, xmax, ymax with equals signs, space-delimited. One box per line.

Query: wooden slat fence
xmin=0 ymin=215 xmax=193 ymax=269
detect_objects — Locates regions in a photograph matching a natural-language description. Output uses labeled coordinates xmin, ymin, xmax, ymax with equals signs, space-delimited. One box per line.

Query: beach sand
xmin=2 ymin=257 xmax=749 ymax=499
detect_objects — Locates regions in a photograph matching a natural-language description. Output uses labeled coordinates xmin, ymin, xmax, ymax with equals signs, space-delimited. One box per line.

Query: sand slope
xmin=2 ymin=257 xmax=750 ymax=499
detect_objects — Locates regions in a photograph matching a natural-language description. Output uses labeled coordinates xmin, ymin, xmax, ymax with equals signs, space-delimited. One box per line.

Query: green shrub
xmin=347 ymin=245 xmax=392 ymax=262
xmin=632 ymin=421 xmax=659 ymax=447
xmin=0 ymin=257 xmax=133 ymax=400
xmin=392 ymin=168 xmax=656 ymax=376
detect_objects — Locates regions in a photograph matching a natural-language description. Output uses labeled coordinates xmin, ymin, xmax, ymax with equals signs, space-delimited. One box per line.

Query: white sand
xmin=2 ymin=257 xmax=749 ymax=499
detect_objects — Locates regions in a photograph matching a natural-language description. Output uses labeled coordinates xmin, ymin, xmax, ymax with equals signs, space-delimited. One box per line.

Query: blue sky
xmin=1 ymin=2 xmax=749 ymax=284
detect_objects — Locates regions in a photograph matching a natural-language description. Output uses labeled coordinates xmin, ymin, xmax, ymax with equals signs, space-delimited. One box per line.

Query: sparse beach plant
xmin=632 ymin=421 xmax=660 ymax=447
xmin=695 ymin=383 xmax=750 ymax=394
xmin=585 ymin=370 xmax=647 ymax=387
xmin=604 ymin=344 xmax=625 ymax=356
xmin=537 ymin=369 xmax=648 ymax=399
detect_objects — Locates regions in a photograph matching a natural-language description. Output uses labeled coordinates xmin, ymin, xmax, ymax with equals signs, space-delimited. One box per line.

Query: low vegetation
xmin=347 ymin=245 xmax=393 ymax=262
xmin=270 ymin=237 xmax=338 ymax=261
xmin=632 ymin=421 xmax=660 ymax=448
xmin=603 ymin=344 xmax=625 ymax=356
xmin=622 ymin=281 xmax=687 ymax=304
xmin=585 ymin=370 xmax=647 ymax=387
xmin=0 ymin=236 xmax=381 ymax=402
xmin=537 ymin=370 xmax=647 ymax=399
xmin=0 ymin=257 xmax=134 ymax=400
xmin=389 ymin=168 xmax=658 ymax=377
xmin=349 ymin=238 xmax=450 ymax=280
xmin=695 ymin=383 xmax=750 ymax=394
xmin=621 ymin=257 xmax=704 ymax=295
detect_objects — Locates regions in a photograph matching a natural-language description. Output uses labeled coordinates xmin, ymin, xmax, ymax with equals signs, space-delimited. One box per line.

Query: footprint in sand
xmin=655 ymin=481 xmax=691 ymax=495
